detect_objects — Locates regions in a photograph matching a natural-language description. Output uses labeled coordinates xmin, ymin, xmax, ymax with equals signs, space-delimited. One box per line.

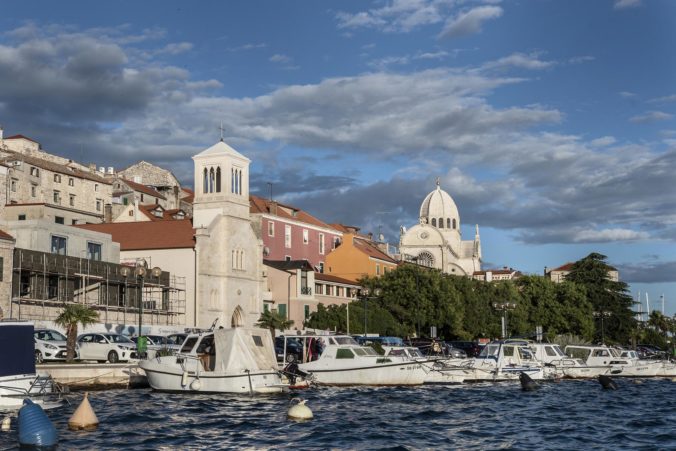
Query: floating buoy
xmin=17 ymin=399 xmax=58 ymax=447
xmin=1 ymin=416 xmax=10 ymax=431
xmin=181 ymin=371 xmax=189 ymax=387
xmin=633 ymin=379 xmax=643 ymax=385
xmin=68 ymin=392 xmax=99 ymax=431
xmin=519 ymin=372 xmax=538 ymax=391
xmin=287 ymin=399 xmax=313 ymax=421
xmin=190 ymin=378 xmax=202 ymax=391
xmin=599 ymin=375 xmax=619 ymax=390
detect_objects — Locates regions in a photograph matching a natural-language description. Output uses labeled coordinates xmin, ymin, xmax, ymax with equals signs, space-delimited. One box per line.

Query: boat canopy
xmin=213 ymin=327 xmax=278 ymax=373
xmin=0 ymin=321 xmax=36 ymax=377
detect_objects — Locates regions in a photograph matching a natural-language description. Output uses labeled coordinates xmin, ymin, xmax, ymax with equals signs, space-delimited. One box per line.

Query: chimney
xmin=104 ymin=203 xmax=113 ymax=223
xmin=107 ymin=167 xmax=114 ymax=175
xmin=89 ymin=163 xmax=96 ymax=172
xmin=270 ymin=200 xmax=277 ymax=215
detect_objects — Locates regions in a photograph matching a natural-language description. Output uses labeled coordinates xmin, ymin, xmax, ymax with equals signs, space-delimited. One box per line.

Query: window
xmin=319 ymin=262 xmax=324 ymax=273
xmin=284 ymin=225 xmax=291 ymax=248
xmin=31 ymin=186 xmax=36 ymax=197
xmin=336 ymin=348 xmax=355 ymax=359
xmin=55 ymin=216 xmax=64 ymax=225
xmin=128 ymin=210 xmax=133 ymax=216
xmin=447 ymin=218 xmax=451 ymax=228
xmin=96 ymin=199 xmax=102 ymax=211
xmin=30 ymin=167 xmax=39 ymax=177
xmin=452 ymin=219 xmax=457 ymax=229
xmin=277 ymin=304 xmax=287 ymax=319
xmin=376 ymin=264 xmax=381 ymax=275
xmin=140 ymin=194 xmax=144 ymax=202
xmin=51 ymin=235 xmax=67 ymax=255
xmin=94 ymin=184 xmax=98 ymax=192
xmin=53 ymin=190 xmax=61 ymax=204
xmin=304 ymin=305 xmax=310 ymax=320
xmin=263 ymin=303 xmax=270 ymax=313
xmin=431 ymin=218 xmax=436 ymax=227
xmin=54 ymin=174 xmax=61 ymax=183
xmin=315 ymin=283 xmax=323 ymax=295
xmin=303 ymin=229 xmax=309 ymax=244
xmin=319 ymin=233 xmax=325 ymax=255
xmin=10 ymin=179 xmax=17 ymax=192
xmin=439 ymin=218 xmax=444 ymax=228
xmin=285 ymin=255 xmax=291 ymax=262
xmin=545 ymin=346 xmax=558 ymax=357
xmin=87 ymin=242 xmax=102 ymax=261
xmin=252 ymin=335 xmax=263 ymax=347
xmin=268 ymin=221 xmax=275 ymax=237
xmin=18 ymin=214 xmax=26 ymax=221
xmin=69 ymin=194 xmax=75 ymax=207
xmin=300 ymin=271 xmax=310 ymax=295
xmin=72 ymin=219 xmax=78 ymax=225
xmin=0 ymin=257 xmax=3 ymax=281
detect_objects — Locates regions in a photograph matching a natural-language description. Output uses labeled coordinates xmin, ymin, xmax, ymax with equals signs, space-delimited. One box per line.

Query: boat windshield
xmin=519 ymin=347 xmax=535 ymax=360
xmin=180 ymin=336 xmax=199 ymax=353
xmin=479 ymin=344 xmax=500 ymax=359
xmin=334 ymin=336 xmax=359 ymax=346
xmin=552 ymin=346 xmax=566 ymax=356
xmin=609 ymin=348 xmax=621 ymax=358
xmin=361 ymin=347 xmax=378 ymax=356
xmin=407 ymin=348 xmax=424 ymax=358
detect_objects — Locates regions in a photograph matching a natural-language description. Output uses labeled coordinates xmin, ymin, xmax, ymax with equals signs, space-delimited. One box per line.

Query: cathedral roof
xmin=419 ymin=181 xmax=459 ymax=224
xmin=194 ymin=140 xmax=250 ymax=162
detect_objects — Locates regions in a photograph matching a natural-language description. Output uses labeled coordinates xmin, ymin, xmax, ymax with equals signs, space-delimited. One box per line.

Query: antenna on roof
xmin=219 ymin=122 xmax=225 ymax=141
xmin=267 ymin=182 xmax=273 ymax=201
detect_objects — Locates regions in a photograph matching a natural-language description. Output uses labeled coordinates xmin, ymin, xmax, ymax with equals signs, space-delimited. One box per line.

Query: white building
xmin=399 ymin=180 xmax=481 ymax=276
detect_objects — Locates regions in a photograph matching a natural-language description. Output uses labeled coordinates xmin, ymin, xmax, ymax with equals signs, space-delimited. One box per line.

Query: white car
xmin=34 ymin=328 xmax=79 ymax=363
xmin=77 ymin=333 xmax=138 ymax=363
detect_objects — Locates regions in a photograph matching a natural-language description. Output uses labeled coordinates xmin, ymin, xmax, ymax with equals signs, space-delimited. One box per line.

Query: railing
xmin=300 ymin=286 xmax=312 ymax=295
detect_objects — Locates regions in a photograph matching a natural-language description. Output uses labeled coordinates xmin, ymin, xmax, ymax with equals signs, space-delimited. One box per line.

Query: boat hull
xmin=0 ymin=373 xmax=62 ymax=410
xmin=139 ymin=360 xmax=286 ymax=394
xmin=299 ymin=361 xmax=427 ymax=386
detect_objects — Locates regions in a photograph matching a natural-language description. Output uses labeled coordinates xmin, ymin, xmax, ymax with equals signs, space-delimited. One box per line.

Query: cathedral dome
xmin=419 ymin=181 xmax=460 ymax=231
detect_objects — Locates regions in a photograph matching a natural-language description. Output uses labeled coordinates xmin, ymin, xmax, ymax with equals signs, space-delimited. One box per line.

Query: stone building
xmin=116 ymin=161 xmax=189 ymax=213
xmin=0 ymin=229 xmax=15 ymax=320
xmin=192 ymin=140 xmax=265 ymax=329
xmin=399 ymin=180 xmax=481 ymax=276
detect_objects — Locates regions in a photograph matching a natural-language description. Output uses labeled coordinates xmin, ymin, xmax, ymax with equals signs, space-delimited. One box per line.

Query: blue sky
xmin=1 ymin=0 xmax=675 ymax=315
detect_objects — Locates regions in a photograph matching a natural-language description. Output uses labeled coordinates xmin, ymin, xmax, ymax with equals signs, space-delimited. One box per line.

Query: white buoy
xmin=1 ymin=416 xmax=10 ymax=431
xmin=181 ymin=371 xmax=189 ymax=387
xmin=287 ymin=399 xmax=313 ymax=421
xmin=190 ymin=378 xmax=202 ymax=391
xmin=68 ymin=392 xmax=99 ymax=431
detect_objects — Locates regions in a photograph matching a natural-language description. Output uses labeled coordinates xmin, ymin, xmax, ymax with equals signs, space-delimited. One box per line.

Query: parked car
xmin=34 ymin=328 xmax=78 ymax=363
xmin=442 ymin=343 xmax=468 ymax=359
xmin=131 ymin=335 xmax=182 ymax=357
xmin=166 ymin=333 xmax=188 ymax=348
xmin=77 ymin=333 xmax=138 ymax=363
xmin=447 ymin=340 xmax=483 ymax=357
xmin=275 ymin=336 xmax=304 ymax=363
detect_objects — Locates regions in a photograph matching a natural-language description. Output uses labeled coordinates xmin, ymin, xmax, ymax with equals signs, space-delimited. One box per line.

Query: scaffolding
xmin=11 ymin=248 xmax=186 ymax=326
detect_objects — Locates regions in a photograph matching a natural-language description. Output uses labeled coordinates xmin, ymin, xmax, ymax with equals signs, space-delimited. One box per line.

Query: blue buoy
xmin=17 ymin=399 xmax=58 ymax=447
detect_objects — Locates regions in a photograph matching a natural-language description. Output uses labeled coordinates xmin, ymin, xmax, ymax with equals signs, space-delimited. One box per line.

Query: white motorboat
xmin=0 ymin=321 xmax=63 ymax=410
xmin=463 ymin=341 xmax=547 ymax=382
xmin=617 ymin=349 xmax=676 ymax=377
xmin=139 ymin=327 xmax=288 ymax=394
xmin=383 ymin=346 xmax=466 ymax=385
xmin=564 ymin=345 xmax=660 ymax=377
xmin=293 ymin=335 xmax=427 ymax=386
xmin=529 ymin=343 xmax=606 ymax=379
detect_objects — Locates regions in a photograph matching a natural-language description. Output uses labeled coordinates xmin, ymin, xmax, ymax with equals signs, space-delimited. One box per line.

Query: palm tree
xmin=54 ymin=304 xmax=99 ymax=363
xmin=256 ymin=310 xmax=294 ymax=339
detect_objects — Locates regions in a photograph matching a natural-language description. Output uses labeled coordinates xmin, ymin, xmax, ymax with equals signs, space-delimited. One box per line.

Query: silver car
xmin=77 ymin=333 xmax=138 ymax=363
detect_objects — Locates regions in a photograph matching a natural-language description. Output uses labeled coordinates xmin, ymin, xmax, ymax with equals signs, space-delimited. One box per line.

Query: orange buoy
xmin=68 ymin=392 xmax=99 ymax=431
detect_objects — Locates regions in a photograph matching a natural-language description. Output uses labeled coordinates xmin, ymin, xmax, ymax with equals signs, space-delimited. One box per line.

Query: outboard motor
xmin=519 ymin=372 xmax=538 ymax=391
xmin=598 ymin=374 xmax=619 ymax=390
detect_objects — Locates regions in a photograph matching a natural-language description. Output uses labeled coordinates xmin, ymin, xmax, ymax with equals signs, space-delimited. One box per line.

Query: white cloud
xmin=438 ymin=6 xmax=503 ymax=39
xmin=614 ymin=0 xmax=642 ymax=10
xmin=482 ymin=52 xmax=555 ymax=71
xmin=269 ymin=54 xmax=292 ymax=64
xmin=568 ymin=55 xmax=595 ymax=64
xmin=156 ymin=42 xmax=193 ymax=55
xmin=648 ymin=94 xmax=676 ymax=104
xmin=590 ymin=136 xmax=616 ymax=147
xmin=573 ymin=228 xmax=649 ymax=243
xmin=336 ymin=0 xmax=446 ymax=33
xmin=619 ymin=91 xmax=637 ymax=98
xmin=630 ymin=111 xmax=673 ymax=123
xmin=227 ymin=42 xmax=267 ymax=52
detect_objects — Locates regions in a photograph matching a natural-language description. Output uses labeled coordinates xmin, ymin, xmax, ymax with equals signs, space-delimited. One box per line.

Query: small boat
xmin=139 ymin=327 xmax=288 ymax=394
xmin=292 ymin=335 xmax=427 ymax=386
xmin=463 ymin=340 xmax=547 ymax=382
xmin=0 ymin=321 xmax=64 ymax=411
xmin=529 ymin=342 xmax=606 ymax=379
xmin=616 ymin=349 xmax=676 ymax=377
xmin=564 ymin=345 xmax=660 ymax=377
xmin=383 ymin=344 xmax=467 ymax=385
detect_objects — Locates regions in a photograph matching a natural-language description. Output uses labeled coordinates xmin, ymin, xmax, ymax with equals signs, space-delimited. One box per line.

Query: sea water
xmin=1 ymin=378 xmax=674 ymax=450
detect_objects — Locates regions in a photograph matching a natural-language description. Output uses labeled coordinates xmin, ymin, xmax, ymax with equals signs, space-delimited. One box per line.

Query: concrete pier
xmin=37 ymin=363 xmax=148 ymax=390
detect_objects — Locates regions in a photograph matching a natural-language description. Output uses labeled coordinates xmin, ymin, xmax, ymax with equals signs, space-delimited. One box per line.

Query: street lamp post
xmin=493 ymin=302 xmax=517 ymax=339
xmin=593 ymin=310 xmax=612 ymax=344
xmin=361 ymin=287 xmax=382 ymax=337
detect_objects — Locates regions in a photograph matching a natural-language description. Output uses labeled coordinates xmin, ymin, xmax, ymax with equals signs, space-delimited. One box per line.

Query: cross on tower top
xmin=435 ymin=177 xmax=440 ymax=186
xmin=219 ymin=122 xmax=225 ymax=141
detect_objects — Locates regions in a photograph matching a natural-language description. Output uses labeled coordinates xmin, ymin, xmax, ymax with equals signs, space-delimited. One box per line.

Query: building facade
xmin=325 ymin=233 xmax=398 ymax=282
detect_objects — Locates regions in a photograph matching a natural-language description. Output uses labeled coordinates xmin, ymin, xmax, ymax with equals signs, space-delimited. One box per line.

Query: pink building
xmin=250 ymin=195 xmax=342 ymax=272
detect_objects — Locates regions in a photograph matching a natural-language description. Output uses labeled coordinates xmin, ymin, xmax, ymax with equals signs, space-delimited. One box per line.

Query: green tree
xmin=54 ymin=303 xmax=99 ymax=363
xmin=565 ymin=253 xmax=636 ymax=344
xmin=256 ymin=310 xmax=294 ymax=339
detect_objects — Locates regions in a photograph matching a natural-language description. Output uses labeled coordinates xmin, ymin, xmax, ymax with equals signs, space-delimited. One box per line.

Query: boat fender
xmin=1 ymin=416 xmax=10 ymax=431
xmin=17 ymin=399 xmax=58 ymax=447
xmin=190 ymin=378 xmax=202 ymax=391
xmin=68 ymin=392 xmax=99 ymax=431
xmin=598 ymin=375 xmax=619 ymax=390
xmin=287 ymin=399 xmax=313 ymax=421
xmin=181 ymin=371 xmax=189 ymax=387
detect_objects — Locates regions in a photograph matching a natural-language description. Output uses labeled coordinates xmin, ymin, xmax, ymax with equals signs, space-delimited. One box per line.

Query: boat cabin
xmin=564 ymin=345 xmax=631 ymax=366
xmin=478 ymin=341 xmax=537 ymax=366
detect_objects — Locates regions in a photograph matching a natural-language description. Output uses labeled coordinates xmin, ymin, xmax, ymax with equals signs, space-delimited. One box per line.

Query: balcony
xmin=300 ymin=286 xmax=312 ymax=296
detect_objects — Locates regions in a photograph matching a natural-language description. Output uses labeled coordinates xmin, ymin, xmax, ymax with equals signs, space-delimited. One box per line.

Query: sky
xmin=1 ymin=0 xmax=675 ymax=315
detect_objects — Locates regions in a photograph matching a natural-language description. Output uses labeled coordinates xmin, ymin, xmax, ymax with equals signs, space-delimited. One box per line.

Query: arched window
xmin=216 ymin=167 xmax=221 ymax=193
xmin=447 ymin=218 xmax=451 ymax=228
xmin=452 ymin=219 xmax=457 ymax=229
xmin=209 ymin=168 xmax=215 ymax=193
xmin=203 ymin=168 xmax=208 ymax=194
xmin=439 ymin=218 xmax=444 ymax=228
xmin=431 ymin=218 xmax=437 ymax=227
xmin=231 ymin=168 xmax=235 ymax=193
xmin=238 ymin=169 xmax=243 ymax=195
xmin=417 ymin=251 xmax=435 ymax=268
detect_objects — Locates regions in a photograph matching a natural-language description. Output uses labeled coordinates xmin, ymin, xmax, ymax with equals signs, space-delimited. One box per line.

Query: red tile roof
xmin=0 ymin=229 xmax=15 ymax=241
xmin=352 ymin=236 xmax=397 ymax=263
xmin=0 ymin=151 xmax=111 ymax=184
xmin=551 ymin=263 xmax=574 ymax=272
xmin=137 ymin=204 xmax=187 ymax=221
xmin=4 ymin=134 xmax=39 ymax=143
xmin=75 ymin=220 xmax=195 ymax=250
xmin=250 ymin=195 xmax=334 ymax=230
xmin=121 ymin=179 xmax=166 ymax=200
xmin=315 ymin=272 xmax=360 ymax=286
